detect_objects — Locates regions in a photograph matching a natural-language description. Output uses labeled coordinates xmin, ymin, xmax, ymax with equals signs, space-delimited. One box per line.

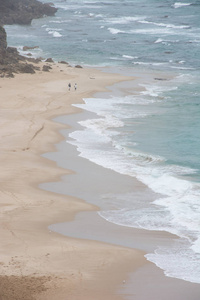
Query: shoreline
xmin=1 ymin=62 xmax=200 ymax=300
xmin=40 ymin=68 xmax=200 ymax=299
xmin=0 ymin=62 xmax=147 ymax=300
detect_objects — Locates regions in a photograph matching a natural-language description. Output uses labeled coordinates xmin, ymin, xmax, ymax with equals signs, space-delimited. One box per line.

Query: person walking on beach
xmin=68 ymin=83 xmax=71 ymax=91
xmin=74 ymin=83 xmax=77 ymax=91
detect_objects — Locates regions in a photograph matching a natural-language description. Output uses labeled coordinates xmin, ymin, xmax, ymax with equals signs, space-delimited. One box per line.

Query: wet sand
xmin=40 ymin=68 xmax=200 ymax=299
xmin=0 ymin=62 xmax=145 ymax=300
xmin=0 ymin=62 xmax=200 ymax=300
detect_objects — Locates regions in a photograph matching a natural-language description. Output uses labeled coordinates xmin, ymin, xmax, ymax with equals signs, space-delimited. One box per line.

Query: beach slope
xmin=0 ymin=63 xmax=145 ymax=300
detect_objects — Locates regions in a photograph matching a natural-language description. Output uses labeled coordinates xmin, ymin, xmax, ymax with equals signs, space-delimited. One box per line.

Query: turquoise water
xmin=5 ymin=0 xmax=200 ymax=284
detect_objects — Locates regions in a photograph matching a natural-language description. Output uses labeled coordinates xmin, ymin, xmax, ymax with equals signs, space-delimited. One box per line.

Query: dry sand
xmin=1 ymin=62 xmax=200 ymax=300
xmin=0 ymin=62 xmax=146 ymax=300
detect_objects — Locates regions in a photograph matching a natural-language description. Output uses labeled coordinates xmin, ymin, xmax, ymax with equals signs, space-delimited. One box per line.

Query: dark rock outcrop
xmin=59 ymin=61 xmax=69 ymax=65
xmin=0 ymin=0 xmax=57 ymax=77
xmin=0 ymin=25 xmax=7 ymax=61
xmin=75 ymin=65 xmax=83 ymax=69
xmin=45 ymin=58 xmax=54 ymax=63
xmin=23 ymin=46 xmax=39 ymax=51
xmin=0 ymin=42 xmax=40 ymax=77
xmin=42 ymin=65 xmax=52 ymax=72
xmin=0 ymin=0 xmax=57 ymax=26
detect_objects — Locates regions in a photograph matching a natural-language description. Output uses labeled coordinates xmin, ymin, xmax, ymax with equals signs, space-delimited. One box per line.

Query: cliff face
xmin=0 ymin=28 xmax=39 ymax=77
xmin=0 ymin=0 xmax=57 ymax=25
xmin=0 ymin=0 xmax=57 ymax=77
xmin=0 ymin=26 xmax=7 ymax=58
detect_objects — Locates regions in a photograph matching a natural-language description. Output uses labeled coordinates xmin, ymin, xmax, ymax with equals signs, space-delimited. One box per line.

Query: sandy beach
xmin=1 ymin=62 xmax=200 ymax=300
xmin=0 ymin=62 xmax=145 ymax=300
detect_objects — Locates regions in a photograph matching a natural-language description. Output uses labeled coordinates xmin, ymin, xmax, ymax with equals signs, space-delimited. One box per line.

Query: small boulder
xmin=18 ymin=64 xmax=35 ymax=74
xmin=23 ymin=46 xmax=39 ymax=51
xmin=45 ymin=58 xmax=54 ymax=63
xmin=42 ymin=65 xmax=52 ymax=72
xmin=59 ymin=61 xmax=69 ymax=65
xmin=75 ymin=65 xmax=83 ymax=68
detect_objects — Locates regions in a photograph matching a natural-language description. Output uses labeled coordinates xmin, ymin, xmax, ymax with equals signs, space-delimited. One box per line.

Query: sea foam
xmin=173 ymin=2 xmax=192 ymax=8
xmin=68 ymin=83 xmax=200 ymax=284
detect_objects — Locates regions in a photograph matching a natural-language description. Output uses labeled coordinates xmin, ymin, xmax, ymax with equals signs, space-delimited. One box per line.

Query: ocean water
xmin=5 ymin=0 xmax=200 ymax=284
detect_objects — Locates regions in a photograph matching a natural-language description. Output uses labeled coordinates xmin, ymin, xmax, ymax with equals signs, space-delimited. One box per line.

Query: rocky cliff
xmin=0 ymin=29 xmax=40 ymax=77
xmin=0 ymin=0 xmax=57 ymax=77
xmin=0 ymin=26 xmax=7 ymax=57
xmin=0 ymin=0 xmax=57 ymax=25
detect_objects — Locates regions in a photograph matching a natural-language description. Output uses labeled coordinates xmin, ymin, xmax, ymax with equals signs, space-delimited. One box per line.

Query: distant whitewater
xmin=5 ymin=0 xmax=200 ymax=284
